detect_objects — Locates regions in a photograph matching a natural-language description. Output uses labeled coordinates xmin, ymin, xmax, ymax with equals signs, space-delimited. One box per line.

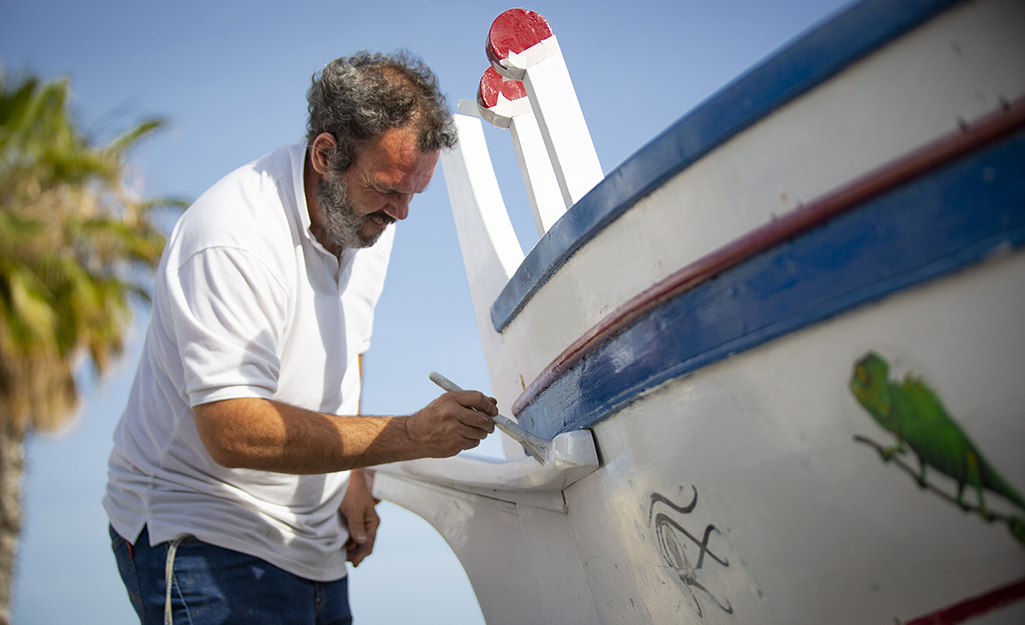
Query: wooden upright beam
xmin=477 ymin=67 xmax=566 ymax=236
xmin=487 ymin=9 xmax=603 ymax=207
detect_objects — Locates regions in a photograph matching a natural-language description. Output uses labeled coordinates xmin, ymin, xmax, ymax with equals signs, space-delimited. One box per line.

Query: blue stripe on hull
xmin=518 ymin=130 xmax=1025 ymax=439
xmin=491 ymin=0 xmax=964 ymax=332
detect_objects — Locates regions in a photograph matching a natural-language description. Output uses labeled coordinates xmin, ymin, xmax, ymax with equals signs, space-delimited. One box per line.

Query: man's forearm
xmin=193 ymin=398 xmax=419 ymax=473
xmin=193 ymin=391 xmax=496 ymax=474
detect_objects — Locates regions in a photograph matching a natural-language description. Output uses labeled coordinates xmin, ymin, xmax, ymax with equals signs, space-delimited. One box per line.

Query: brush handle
xmin=428 ymin=372 xmax=532 ymax=444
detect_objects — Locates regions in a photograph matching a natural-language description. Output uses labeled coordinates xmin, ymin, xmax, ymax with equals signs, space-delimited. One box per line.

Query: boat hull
xmin=564 ymin=249 xmax=1025 ymax=623
xmin=375 ymin=0 xmax=1025 ymax=622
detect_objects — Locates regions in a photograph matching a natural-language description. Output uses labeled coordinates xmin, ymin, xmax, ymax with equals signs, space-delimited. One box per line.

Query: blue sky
xmin=1 ymin=0 xmax=851 ymax=622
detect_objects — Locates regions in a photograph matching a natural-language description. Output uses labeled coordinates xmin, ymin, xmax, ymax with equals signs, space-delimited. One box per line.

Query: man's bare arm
xmin=193 ymin=391 xmax=497 ymax=474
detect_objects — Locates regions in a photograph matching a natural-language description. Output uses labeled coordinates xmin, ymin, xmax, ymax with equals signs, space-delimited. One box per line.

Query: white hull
xmin=374 ymin=0 xmax=1025 ymax=622
xmin=567 ymin=251 xmax=1025 ymax=622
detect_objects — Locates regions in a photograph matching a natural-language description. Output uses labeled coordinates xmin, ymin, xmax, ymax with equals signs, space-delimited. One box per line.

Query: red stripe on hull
xmin=512 ymin=97 xmax=1025 ymax=417
xmin=905 ymin=577 xmax=1025 ymax=625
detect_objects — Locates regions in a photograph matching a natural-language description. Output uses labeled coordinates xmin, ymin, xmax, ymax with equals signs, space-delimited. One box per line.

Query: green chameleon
xmin=850 ymin=351 xmax=1025 ymax=545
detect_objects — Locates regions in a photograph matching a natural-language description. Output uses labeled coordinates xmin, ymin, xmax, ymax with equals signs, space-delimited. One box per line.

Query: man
xmin=104 ymin=51 xmax=496 ymax=624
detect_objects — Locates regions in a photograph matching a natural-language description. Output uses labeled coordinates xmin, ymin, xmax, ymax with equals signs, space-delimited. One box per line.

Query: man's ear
xmin=310 ymin=132 xmax=336 ymax=176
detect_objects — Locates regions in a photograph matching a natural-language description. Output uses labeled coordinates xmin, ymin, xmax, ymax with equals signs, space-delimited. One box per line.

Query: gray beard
xmin=315 ymin=177 xmax=394 ymax=250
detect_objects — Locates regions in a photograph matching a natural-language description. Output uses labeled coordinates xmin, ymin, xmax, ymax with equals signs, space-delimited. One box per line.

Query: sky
xmin=1 ymin=0 xmax=852 ymax=622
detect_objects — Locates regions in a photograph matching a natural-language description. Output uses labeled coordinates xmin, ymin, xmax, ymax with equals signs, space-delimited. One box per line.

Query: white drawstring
xmin=164 ymin=536 xmax=187 ymax=624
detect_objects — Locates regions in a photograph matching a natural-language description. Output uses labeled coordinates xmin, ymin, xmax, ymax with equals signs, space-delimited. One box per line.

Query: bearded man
xmin=104 ymin=51 xmax=496 ymax=625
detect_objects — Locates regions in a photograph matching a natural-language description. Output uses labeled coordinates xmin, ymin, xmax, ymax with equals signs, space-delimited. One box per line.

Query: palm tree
xmin=0 ymin=69 xmax=180 ymax=624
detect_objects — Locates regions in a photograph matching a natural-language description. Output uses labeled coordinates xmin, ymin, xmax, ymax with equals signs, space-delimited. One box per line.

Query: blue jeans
xmin=110 ymin=525 xmax=353 ymax=625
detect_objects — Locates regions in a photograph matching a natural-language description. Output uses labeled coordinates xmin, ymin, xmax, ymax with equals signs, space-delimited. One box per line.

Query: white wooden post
xmin=487 ymin=8 xmax=604 ymax=207
xmin=476 ymin=67 xmax=566 ymax=237
xmin=439 ymin=113 xmax=530 ymax=460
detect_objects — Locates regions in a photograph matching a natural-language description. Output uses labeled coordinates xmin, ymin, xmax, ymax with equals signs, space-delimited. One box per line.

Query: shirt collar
xmin=290 ymin=141 xmax=359 ymax=269
xmin=291 ymin=141 xmax=334 ymax=257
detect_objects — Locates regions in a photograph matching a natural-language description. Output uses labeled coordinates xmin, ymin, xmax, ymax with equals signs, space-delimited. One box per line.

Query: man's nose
xmin=383 ymin=194 xmax=411 ymax=221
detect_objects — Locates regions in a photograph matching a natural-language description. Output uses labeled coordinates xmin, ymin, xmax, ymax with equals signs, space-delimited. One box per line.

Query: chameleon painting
xmin=850 ymin=351 xmax=1025 ymax=545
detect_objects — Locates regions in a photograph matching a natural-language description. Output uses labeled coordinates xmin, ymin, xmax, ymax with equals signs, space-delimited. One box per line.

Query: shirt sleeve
xmin=166 ymin=246 xmax=289 ymax=407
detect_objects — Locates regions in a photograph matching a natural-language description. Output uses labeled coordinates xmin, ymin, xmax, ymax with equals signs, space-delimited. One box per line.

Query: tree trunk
xmin=0 ymin=423 xmax=24 ymax=625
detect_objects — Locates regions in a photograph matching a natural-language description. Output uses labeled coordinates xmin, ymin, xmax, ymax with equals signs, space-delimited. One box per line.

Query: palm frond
xmin=0 ymin=68 xmax=183 ymax=433
xmin=106 ymin=117 xmax=167 ymax=154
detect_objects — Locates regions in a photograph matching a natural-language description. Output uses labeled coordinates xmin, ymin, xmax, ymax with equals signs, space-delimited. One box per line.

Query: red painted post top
xmin=476 ymin=66 xmax=531 ymax=128
xmin=487 ymin=8 xmax=558 ymax=79
xmin=478 ymin=66 xmax=528 ymax=109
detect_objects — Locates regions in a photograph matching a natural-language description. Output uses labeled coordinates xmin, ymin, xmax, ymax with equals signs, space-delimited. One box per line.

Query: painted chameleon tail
xmin=984 ymin=465 xmax=1025 ymax=513
xmin=1008 ymin=516 xmax=1025 ymax=547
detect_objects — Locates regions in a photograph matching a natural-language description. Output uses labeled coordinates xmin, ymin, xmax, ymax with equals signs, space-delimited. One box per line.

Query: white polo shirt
xmin=104 ymin=142 xmax=393 ymax=581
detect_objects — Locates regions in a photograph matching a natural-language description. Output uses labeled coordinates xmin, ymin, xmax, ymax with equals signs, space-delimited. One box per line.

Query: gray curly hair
xmin=306 ymin=50 xmax=457 ymax=173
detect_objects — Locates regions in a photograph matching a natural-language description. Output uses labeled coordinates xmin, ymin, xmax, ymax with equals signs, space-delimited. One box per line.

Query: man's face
xmin=314 ymin=127 xmax=439 ymax=251
xmin=315 ymin=173 xmax=384 ymax=249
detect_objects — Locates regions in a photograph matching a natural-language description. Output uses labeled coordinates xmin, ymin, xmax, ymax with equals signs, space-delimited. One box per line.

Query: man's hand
xmin=340 ymin=469 xmax=380 ymax=567
xmin=406 ymin=391 xmax=497 ymax=457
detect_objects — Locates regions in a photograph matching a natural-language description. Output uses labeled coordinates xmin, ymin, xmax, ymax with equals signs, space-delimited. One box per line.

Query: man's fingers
xmin=347 ymin=541 xmax=370 ymax=567
xmin=433 ymin=392 xmax=496 ymax=436
xmin=364 ymin=507 xmax=380 ymax=540
xmin=457 ymin=428 xmax=487 ymax=445
xmin=449 ymin=389 xmax=498 ymax=416
xmin=356 ymin=509 xmax=378 ymax=565
xmin=408 ymin=390 xmax=504 ymax=457
xmin=346 ymin=507 xmax=379 ymax=567
xmin=345 ymin=510 xmax=367 ymax=545
xmin=458 ymin=411 xmax=495 ymax=434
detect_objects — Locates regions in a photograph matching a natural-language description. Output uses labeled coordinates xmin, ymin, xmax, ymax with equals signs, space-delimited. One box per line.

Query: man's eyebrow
xmin=377 ymin=182 xmax=431 ymax=195
xmin=371 ymin=170 xmax=434 ymax=195
xmin=373 ymin=182 xmax=406 ymax=195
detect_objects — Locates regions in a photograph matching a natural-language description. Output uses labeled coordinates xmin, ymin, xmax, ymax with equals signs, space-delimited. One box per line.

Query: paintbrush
xmin=429 ymin=372 xmax=549 ymax=465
